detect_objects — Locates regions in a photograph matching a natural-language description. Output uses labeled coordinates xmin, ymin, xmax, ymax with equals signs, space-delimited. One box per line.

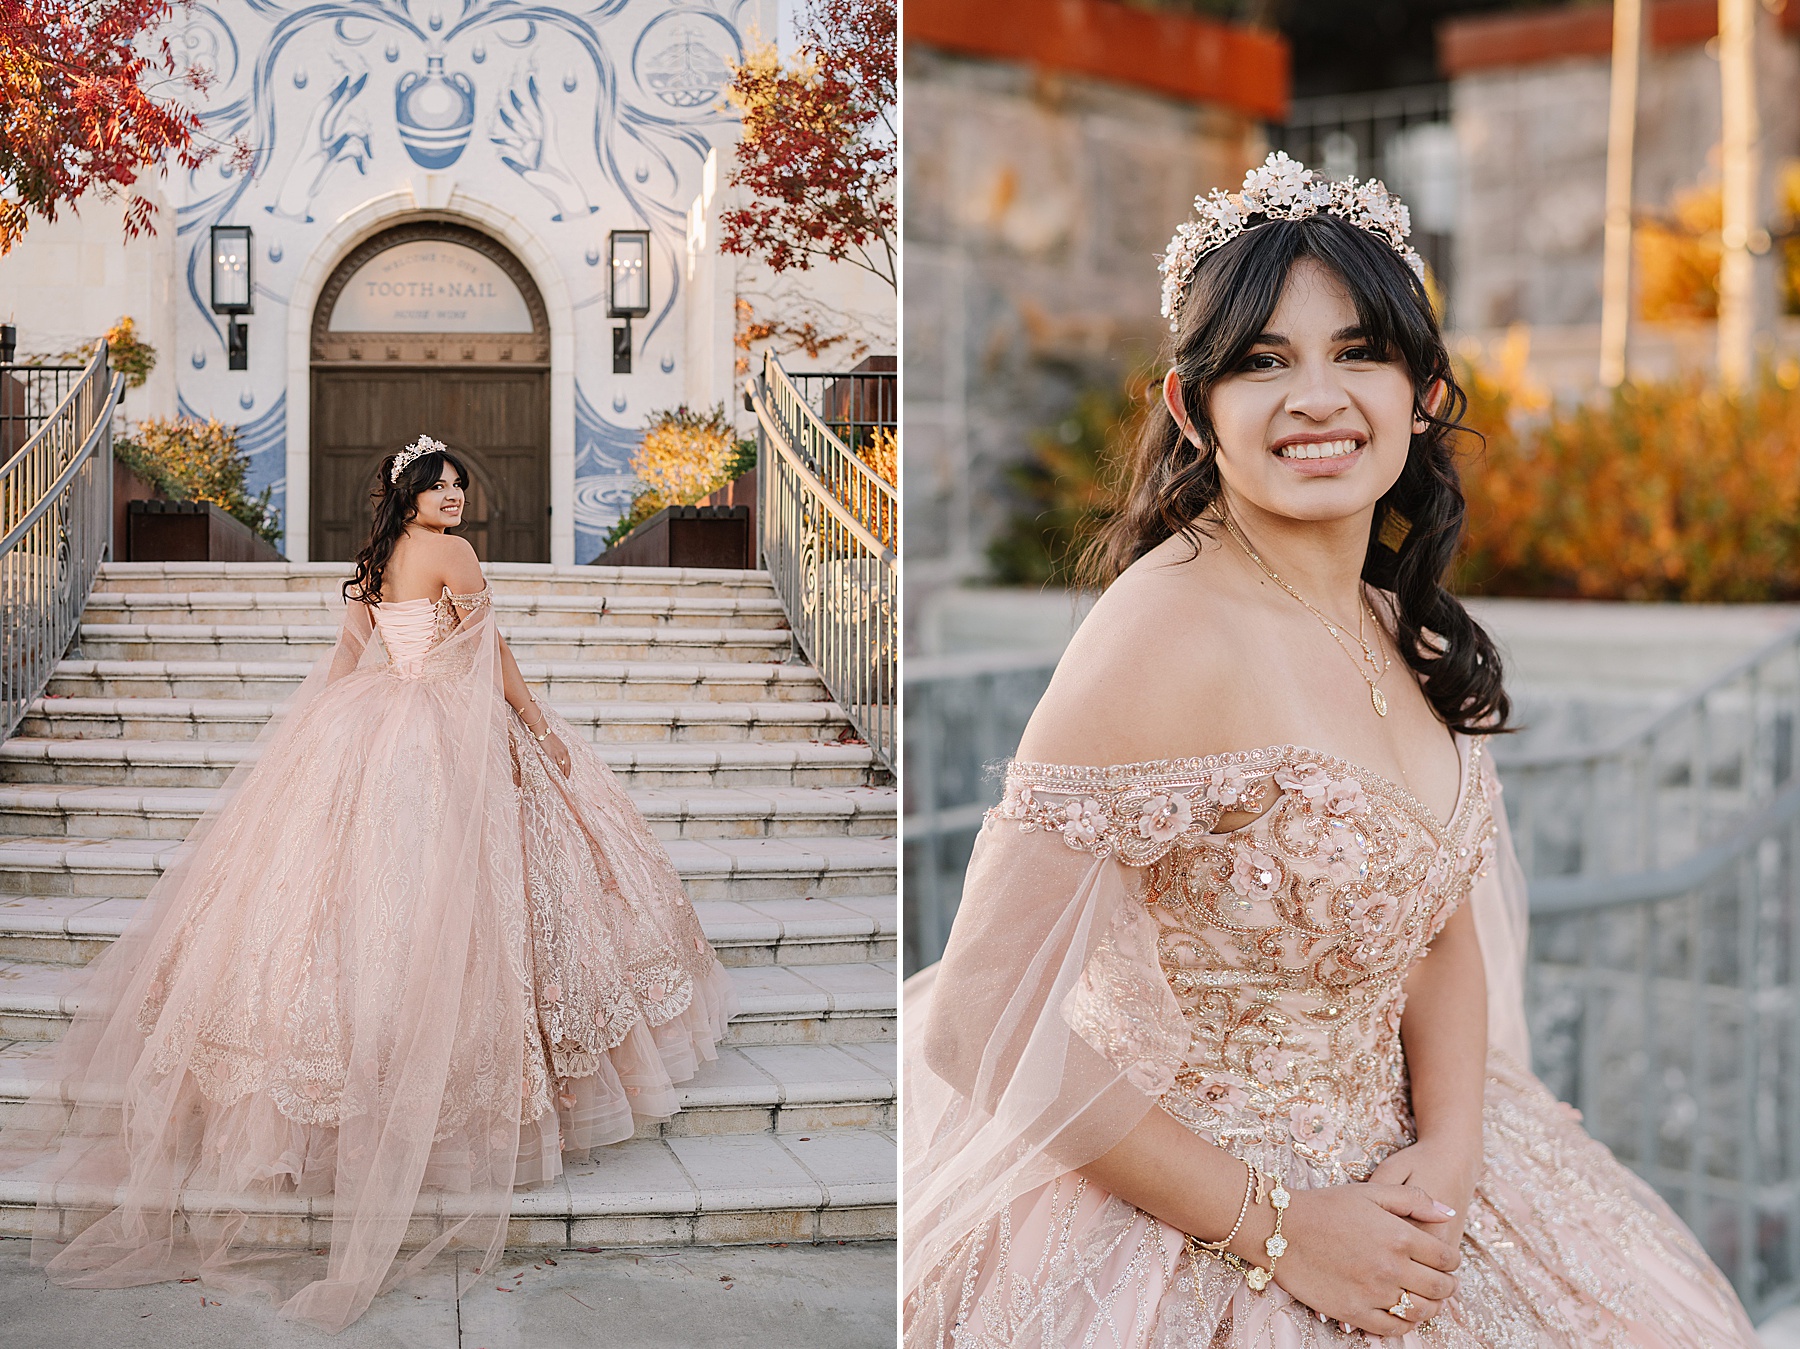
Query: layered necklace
xmin=1219 ymin=508 xmax=1394 ymax=717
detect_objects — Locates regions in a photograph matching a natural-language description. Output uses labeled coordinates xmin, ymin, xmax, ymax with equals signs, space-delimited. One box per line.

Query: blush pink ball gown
xmin=903 ymin=737 xmax=1759 ymax=1346
xmin=0 ymin=582 xmax=735 ymax=1332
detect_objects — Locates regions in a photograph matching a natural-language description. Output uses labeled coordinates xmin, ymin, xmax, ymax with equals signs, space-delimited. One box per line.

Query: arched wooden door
xmin=309 ymin=222 xmax=552 ymax=562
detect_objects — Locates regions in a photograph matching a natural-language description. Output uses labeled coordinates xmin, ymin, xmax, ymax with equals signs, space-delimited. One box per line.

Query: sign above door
xmin=312 ymin=223 xmax=552 ymax=366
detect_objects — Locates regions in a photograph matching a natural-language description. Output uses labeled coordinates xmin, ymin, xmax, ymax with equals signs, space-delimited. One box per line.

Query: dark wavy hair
xmin=1082 ymin=213 xmax=1510 ymax=736
xmin=342 ymin=447 xmax=470 ymax=605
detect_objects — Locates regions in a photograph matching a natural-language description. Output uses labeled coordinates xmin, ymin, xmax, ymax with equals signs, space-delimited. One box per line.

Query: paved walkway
xmin=0 ymin=1238 xmax=895 ymax=1348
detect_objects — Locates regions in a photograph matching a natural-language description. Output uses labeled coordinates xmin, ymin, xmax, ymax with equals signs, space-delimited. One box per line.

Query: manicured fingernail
xmin=1433 ymin=1202 xmax=1457 ymax=1216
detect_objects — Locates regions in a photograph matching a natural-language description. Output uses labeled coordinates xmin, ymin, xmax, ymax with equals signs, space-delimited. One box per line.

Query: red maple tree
xmin=0 ymin=0 xmax=227 ymax=254
xmin=720 ymin=0 xmax=896 ymax=289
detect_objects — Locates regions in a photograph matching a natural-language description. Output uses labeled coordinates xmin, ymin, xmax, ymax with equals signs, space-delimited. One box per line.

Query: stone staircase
xmin=0 ymin=561 xmax=896 ymax=1247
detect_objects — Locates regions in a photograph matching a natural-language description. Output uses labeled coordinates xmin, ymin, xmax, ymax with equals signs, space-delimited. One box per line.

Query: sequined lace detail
xmin=995 ymin=742 xmax=1497 ymax=1187
xmin=135 ymin=576 xmax=720 ymax=1135
xmin=909 ymin=1055 xmax=1753 ymax=1347
xmin=907 ymin=741 xmax=1755 ymax=1347
xmin=510 ymin=715 xmax=715 ymax=1121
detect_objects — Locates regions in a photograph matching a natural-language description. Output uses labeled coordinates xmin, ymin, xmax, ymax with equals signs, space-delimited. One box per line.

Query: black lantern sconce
xmin=209 ymin=224 xmax=254 ymax=370
xmin=607 ymin=229 xmax=650 ymax=375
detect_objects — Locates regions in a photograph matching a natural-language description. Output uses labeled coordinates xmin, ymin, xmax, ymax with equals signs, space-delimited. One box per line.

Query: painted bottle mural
xmin=396 ymin=52 xmax=475 ymax=168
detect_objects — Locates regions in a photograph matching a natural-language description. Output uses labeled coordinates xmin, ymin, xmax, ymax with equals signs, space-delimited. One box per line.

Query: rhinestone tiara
xmin=1158 ymin=151 xmax=1426 ymax=332
xmin=389 ymin=433 xmax=448 ymax=483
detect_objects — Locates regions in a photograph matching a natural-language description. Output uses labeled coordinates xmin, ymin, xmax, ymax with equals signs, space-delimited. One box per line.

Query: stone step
xmin=0 ymin=959 xmax=897 ymax=1047
xmin=47 ymin=659 xmax=831 ymax=703
xmin=0 ymin=1126 xmax=895 ymax=1246
xmin=93 ymin=561 xmax=779 ymax=600
xmin=73 ymin=623 xmax=795 ymax=663
xmin=0 ymin=1038 xmax=895 ymax=1138
xmin=0 ymin=738 xmax=875 ymax=789
xmin=21 ymin=697 xmax=851 ymax=746
xmin=0 ymin=835 xmax=896 ymax=904
xmin=0 ymin=782 xmax=895 ymax=843
xmin=81 ymin=591 xmax=793 ymax=630
xmin=0 ymin=893 xmax=895 ymax=968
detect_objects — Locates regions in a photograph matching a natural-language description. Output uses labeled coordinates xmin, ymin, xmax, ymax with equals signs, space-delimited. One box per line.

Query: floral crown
xmin=390 ymin=434 xmax=448 ymax=483
xmin=1158 ymin=151 xmax=1426 ymax=332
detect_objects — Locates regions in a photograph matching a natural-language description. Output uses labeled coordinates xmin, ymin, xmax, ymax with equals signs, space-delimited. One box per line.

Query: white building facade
xmin=0 ymin=0 xmax=891 ymax=564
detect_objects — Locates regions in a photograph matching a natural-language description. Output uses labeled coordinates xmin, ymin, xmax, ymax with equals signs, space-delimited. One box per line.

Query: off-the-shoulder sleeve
xmin=902 ymin=767 xmax=1193 ymax=1297
xmin=445 ymin=585 xmax=491 ymax=617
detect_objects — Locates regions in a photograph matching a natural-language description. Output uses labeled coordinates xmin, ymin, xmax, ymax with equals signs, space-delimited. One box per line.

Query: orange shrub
xmin=1454 ymin=367 xmax=1800 ymax=601
xmin=1636 ymin=161 xmax=1800 ymax=320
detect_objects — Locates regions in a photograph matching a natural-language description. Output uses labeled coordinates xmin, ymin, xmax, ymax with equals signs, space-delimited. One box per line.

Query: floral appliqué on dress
xmin=995 ymin=741 xmax=1497 ymax=1186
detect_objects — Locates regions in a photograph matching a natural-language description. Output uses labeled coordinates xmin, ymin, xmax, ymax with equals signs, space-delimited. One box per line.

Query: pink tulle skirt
xmin=0 ymin=611 xmax=736 ymax=1333
xmin=906 ymin=1054 xmax=1758 ymax=1347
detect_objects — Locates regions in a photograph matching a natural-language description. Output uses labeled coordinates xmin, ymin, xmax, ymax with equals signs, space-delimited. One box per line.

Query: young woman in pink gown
xmin=901 ymin=156 xmax=1759 ymax=1346
xmin=1 ymin=436 xmax=735 ymax=1332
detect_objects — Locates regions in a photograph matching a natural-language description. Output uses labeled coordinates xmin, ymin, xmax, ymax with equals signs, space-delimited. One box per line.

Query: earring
xmin=1378 ymin=506 xmax=1413 ymax=552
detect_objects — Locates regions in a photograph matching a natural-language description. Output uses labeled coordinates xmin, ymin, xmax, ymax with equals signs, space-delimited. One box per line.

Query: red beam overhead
xmin=906 ymin=0 xmax=1290 ymax=122
xmin=1441 ymin=0 xmax=1800 ymax=77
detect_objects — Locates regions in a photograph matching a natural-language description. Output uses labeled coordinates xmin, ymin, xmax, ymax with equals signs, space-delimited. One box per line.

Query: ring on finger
xmin=1387 ymin=1290 xmax=1415 ymax=1320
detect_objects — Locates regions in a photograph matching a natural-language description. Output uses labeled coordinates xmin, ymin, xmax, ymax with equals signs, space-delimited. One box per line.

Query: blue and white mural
xmin=166 ymin=0 xmax=772 ymax=561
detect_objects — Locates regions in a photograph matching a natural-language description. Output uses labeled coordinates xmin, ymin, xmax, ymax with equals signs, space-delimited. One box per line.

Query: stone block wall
xmin=1448 ymin=3 xmax=1800 ymax=332
xmin=902 ymin=46 xmax=1263 ymax=641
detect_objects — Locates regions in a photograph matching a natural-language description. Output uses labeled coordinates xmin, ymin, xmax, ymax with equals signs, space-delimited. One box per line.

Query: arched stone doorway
xmin=309 ymin=222 xmax=552 ymax=562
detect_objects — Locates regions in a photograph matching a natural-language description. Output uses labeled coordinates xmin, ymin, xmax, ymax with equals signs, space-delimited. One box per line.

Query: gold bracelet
xmin=518 ymin=700 xmax=551 ymax=742
xmin=1220 ymin=1169 xmax=1290 ymax=1292
xmin=1186 ymin=1159 xmax=1255 ymax=1257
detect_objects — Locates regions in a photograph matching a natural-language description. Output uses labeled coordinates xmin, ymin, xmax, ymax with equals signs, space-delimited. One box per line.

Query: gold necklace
xmin=1220 ymin=509 xmax=1394 ymax=717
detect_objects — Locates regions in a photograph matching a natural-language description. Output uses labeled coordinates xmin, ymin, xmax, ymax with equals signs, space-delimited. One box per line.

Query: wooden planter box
xmin=126 ymin=499 xmax=286 ymax=562
xmin=591 ymin=504 xmax=752 ymax=569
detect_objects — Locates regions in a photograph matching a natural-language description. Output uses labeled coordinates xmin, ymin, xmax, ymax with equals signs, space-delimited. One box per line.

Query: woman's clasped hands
xmin=1224 ymin=1176 xmax=1463 ymax=1338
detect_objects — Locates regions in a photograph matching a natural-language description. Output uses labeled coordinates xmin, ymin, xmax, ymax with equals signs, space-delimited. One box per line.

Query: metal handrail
xmin=1494 ymin=620 xmax=1800 ymax=879
xmin=748 ymin=350 xmax=897 ymax=774
xmin=0 ymin=363 xmax=89 ymax=463
xmin=1 ymin=343 xmax=122 ymax=741
xmin=1523 ymin=767 xmax=1800 ymax=1322
xmin=901 ymin=648 xmax=1060 ymax=973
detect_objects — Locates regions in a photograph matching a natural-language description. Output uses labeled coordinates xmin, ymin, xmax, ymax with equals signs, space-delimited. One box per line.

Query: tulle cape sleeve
xmin=902 ymin=740 xmax=1538 ymax=1301
xmin=1468 ymin=761 xmax=1533 ymax=1068
xmin=0 ymin=583 xmax=532 ymax=1333
xmin=901 ymin=774 xmax=1190 ymax=1296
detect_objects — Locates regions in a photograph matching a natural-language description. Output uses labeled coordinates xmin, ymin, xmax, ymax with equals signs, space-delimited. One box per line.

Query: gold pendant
xmin=1372 ymin=686 xmax=1388 ymax=717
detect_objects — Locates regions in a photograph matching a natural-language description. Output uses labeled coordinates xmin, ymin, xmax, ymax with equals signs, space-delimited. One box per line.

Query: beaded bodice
xmin=994 ymin=738 xmax=1499 ymax=1184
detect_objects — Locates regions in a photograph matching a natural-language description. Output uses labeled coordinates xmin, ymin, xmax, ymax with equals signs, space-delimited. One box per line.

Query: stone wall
xmin=902 ymin=45 xmax=1262 ymax=642
xmin=1449 ymin=7 xmax=1800 ymax=333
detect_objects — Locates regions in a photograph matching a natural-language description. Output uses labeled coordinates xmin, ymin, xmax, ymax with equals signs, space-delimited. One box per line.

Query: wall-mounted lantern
xmin=209 ymin=224 xmax=254 ymax=370
xmin=607 ymin=229 xmax=650 ymax=375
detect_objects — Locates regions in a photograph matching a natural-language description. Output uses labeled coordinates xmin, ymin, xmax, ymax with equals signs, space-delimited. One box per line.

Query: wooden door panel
xmin=311 ymin=369 xmax=549 ymax=563
xmin=429 ymin=372 xmax=549 ymax=562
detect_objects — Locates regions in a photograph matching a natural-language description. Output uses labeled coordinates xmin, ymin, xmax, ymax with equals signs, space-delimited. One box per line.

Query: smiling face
xmin=408 ymin=461 xmax=466 ymax=532
xmin=1180 ymin=255 xmax=1427 ymax=529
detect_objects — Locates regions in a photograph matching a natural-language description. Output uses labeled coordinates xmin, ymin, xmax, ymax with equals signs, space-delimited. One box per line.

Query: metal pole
xmin=1718 ymin=0 xmax=1763 ymax=390
xmin=1599 ymin=0 xmax=1643 ymax=388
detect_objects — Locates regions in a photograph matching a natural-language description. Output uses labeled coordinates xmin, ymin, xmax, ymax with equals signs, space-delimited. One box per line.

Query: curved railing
xmin=1495 ymin=622 xmax=1800 ymax=879
xmin=1 ymin=343 xmax=123 ymax=740
xmin=747 ymin=350 xmax=897 ymax=774
xmin=1524 ymin=780 xmax=1800 ymax=1321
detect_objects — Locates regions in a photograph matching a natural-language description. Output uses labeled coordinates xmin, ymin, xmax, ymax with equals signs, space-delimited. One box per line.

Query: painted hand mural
xmin=268 ymin=55 xmax=372 ymax=222
xmin=492 ymin=62 xmax=597 ymax=223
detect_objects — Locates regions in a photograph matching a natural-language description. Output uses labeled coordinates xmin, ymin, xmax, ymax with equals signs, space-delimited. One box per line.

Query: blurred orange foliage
xmin=1637 ymin=162 xmax=1800 ymax=321
xmin=1455 ymin=362 xmax=1800 ymax=601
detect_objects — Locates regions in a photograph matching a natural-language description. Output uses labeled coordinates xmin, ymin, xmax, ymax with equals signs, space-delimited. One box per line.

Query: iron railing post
xmin=0 ymin=344 xmax=123 ymax=741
